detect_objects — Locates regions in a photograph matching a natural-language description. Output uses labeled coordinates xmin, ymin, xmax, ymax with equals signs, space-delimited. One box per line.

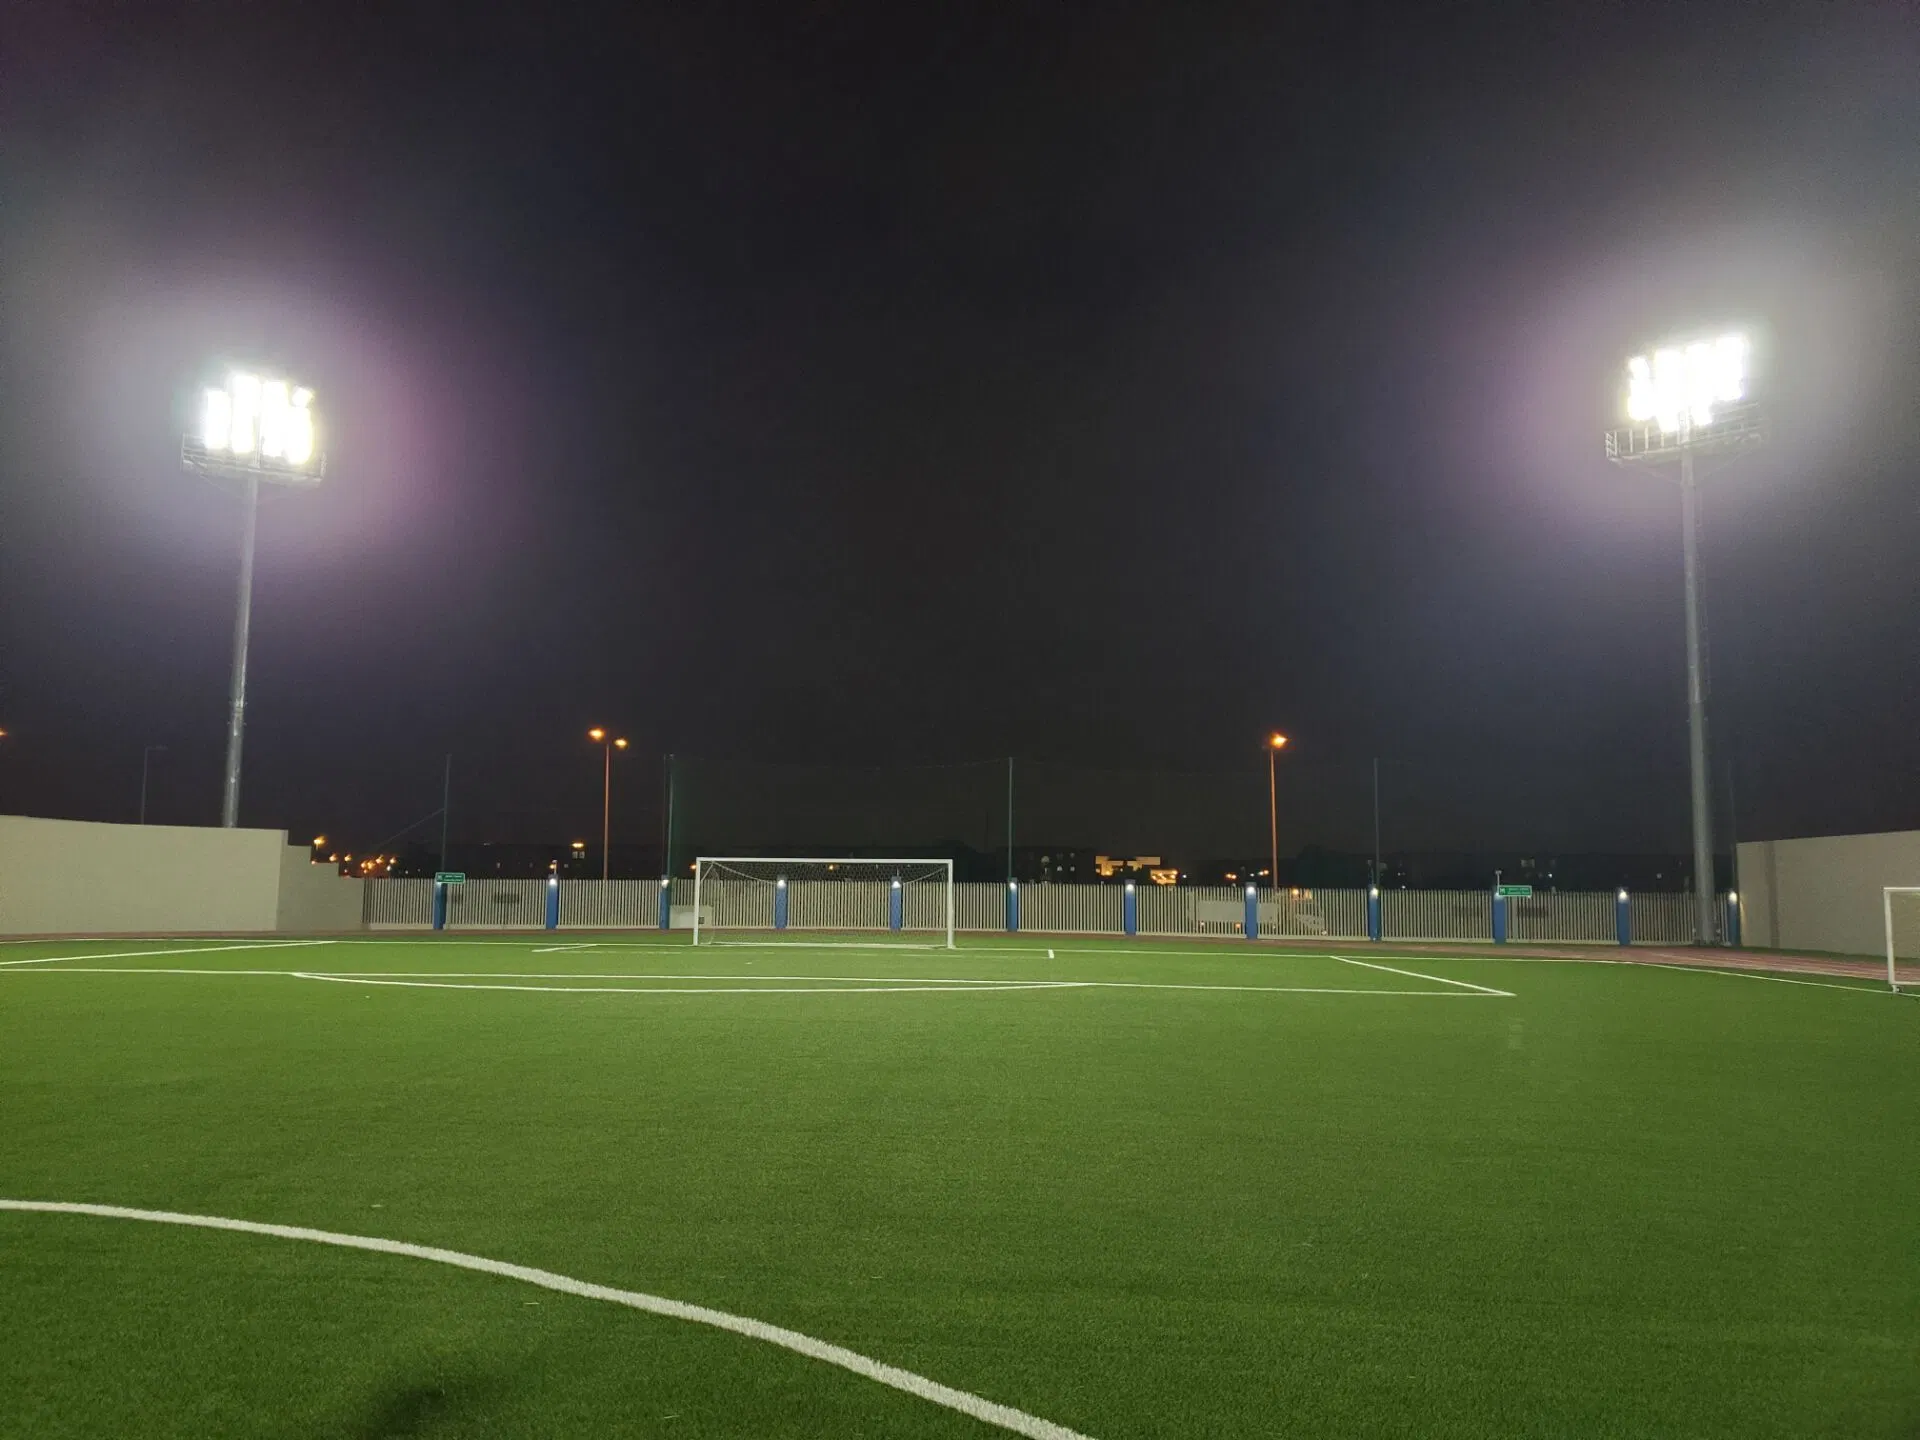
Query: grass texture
xmin=0 ymin=934 xmax=1915 ymax=1437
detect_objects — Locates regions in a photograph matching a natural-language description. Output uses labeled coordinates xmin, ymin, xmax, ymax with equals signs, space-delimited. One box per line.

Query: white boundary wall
xmin=0 ymin=814 xmax=363 ymax=935
xmin=1738 ymin=831 xmax=1920 ymax=957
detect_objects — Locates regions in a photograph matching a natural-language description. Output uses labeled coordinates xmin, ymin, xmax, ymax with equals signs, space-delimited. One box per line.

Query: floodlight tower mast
xmin=183 ymin=371 xmax=325 ymax=826
xmin=1606 ymin=335 xmax=1762 ymax=946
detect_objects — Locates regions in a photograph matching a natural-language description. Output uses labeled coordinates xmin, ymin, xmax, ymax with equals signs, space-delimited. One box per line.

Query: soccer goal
xmin=691 ymin=858 xmax=956 ymax=947
xmin=1882 ymin=887 xmax=1920 ymax=992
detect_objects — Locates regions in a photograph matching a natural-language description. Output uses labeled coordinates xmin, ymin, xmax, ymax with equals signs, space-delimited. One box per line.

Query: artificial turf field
xmin=1 ymin=935 xmax=1915 ymax=1438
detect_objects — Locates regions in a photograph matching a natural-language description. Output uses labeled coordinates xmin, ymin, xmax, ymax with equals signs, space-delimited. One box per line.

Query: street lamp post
xmin=587 ymin=728 xmax=629 ymax=881
xmin=1606 ymin=333 xmax=1763 ymax=946
xmin=139 ymin=745 xmax=168 ymax=824
xmin=183 ymin=369 xmax=324 ymax=826
xmin=1266 ymin=733 xmax=1289 ymax=889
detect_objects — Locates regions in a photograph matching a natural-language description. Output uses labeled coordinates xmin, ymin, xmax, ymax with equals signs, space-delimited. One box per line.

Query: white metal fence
xmin=364 ymin=877 xmax=434 ymax=926
xmin=446 ymin=878 xmax=548 ymax=929
xmin=361 ymin=878 xmax=1728 ymax=945
xmin=1506 ymin=891 xmax=1615 ymax=943
xmin=1381 ymin=889 xmax=1493 ymax=942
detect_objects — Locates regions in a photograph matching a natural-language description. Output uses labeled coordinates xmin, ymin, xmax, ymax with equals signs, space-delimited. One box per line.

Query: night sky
xmin=3 ymin=3 xmax=1918 ymax=865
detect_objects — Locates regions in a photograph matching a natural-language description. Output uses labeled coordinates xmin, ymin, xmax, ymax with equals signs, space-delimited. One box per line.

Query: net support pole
xmin=692 ymin=861 xmax=703 ymax=946
xmin=1616 ymin=889 xmax=1632 ymax=946
xmin=944 ymin=861 xmax=955 ymax=949
xmin=1123 ymin=881 xmax=1138 ymax=937
xmin=658 ymin=876 xmax=671 ymax=931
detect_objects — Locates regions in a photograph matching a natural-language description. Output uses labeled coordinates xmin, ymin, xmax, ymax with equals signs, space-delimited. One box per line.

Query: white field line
xmin=0 ymin=966 xmax=1502 ymax=998
xmin=1075 ymin=982 xmax=1504 ymax=997
xmin=701 ymin=941 xmax=948 ymax=951
xmin=0 ymin=1200 xmax=1095 ymax=1440
xmin=1622 ymin=960 xmax=1919 ymax=996
xmin=0 ymin=940 xmax=333 ymax=969
xmin=1326 ymin=951 xmax=1918 ymax=996
xmin=1330 ymin=955 xmax=1514 ymax=997
xmin=292 ymin=974 xmax=1087 ymax=996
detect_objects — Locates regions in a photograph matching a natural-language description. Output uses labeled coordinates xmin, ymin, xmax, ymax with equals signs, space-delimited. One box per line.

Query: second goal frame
xmin=1882 ymin=887 xmax=1920 ymax=992
xmin=691 ymin=857 xmax=957 ymax=948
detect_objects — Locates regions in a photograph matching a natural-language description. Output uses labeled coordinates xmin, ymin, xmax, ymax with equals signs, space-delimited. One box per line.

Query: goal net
xmin=1882 ymin=888 xmax=1920 ymax=992
xmin=692 ymin=858 xmax=955 ymax=947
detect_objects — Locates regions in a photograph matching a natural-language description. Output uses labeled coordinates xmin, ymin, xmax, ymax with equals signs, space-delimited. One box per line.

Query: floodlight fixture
xmin=1605 ymin=327 xmax=1766 ymax=946
xmin=185 ymin=370 xmax=324 ymax=483
xmin=183 ymin=366 xmax=327 ymax=827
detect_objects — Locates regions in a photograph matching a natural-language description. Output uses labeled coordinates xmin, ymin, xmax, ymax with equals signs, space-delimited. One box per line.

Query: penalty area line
xmin=1329 ymin=955 xmax=1514 ymax=997
xmin=0 ymin=940 xmax=335 ymax=969
xmin=291 ymin=974 xmax=1089 ymax=995
xmin=0 ymin=1200 xmax=1096 ymax=1440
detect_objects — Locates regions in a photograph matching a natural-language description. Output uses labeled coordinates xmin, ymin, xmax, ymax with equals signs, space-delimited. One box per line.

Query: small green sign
xmin=1496 ymin=884 xmax=1533 ymax=898
xmin=435 ymin=872 xmax=466 ymax=885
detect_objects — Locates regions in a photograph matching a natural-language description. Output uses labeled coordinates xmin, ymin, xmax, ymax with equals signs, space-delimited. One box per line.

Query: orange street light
xmin=1266 ymin=734 xmax=1291 ymax=897
xmin=587 ymin=728 xmax=629 ymax=880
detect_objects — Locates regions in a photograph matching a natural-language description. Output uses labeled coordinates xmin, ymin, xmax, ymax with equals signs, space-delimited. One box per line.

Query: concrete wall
xmin=275 ymin=842 xmax=367 ymax=932
xmin=0 ymin=815 xmax=363 ymax=935
xmin=1737 ymin=830 xmax=1920 ymax=957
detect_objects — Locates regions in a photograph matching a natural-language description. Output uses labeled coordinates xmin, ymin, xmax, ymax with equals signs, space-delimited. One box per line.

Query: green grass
xmin=1 ymin=934 xmax=1915 ymax=1437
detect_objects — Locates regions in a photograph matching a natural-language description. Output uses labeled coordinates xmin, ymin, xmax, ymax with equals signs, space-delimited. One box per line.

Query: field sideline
xmin=2 ymin=934 xmax=1915 ymax=1437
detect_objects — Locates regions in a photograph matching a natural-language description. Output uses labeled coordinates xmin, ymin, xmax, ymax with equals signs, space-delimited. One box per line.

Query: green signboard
xmin=434 ymin=872 xmax=466 ymax=885
xmin=1496 ymin=884 xmax=1533 ymax=898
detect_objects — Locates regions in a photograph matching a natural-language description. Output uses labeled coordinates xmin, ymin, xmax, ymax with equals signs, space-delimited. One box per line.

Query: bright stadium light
xmin=1624 ymin=333 xmax=1750 ymax=434
xmin=190 ymin=371 xmax=321 ymax=477
xmin=1606 ymin=328 xmax=1765 ymax=946
xmin=182 ymin=365 xmax=328 ymax=827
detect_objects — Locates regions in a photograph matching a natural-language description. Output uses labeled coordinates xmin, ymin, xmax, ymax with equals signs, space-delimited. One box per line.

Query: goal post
xmin=691 ymin=858 xmax=955 ymax=947
xmin=1882 ymin=887 xmax=1920 ymax=992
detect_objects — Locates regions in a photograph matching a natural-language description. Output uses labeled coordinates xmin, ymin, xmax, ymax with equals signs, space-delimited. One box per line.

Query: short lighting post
xmin=1606 ymin=333 xmax=1763 ymax=946
xmin=587 ymin=728 xmax=629 ymax=881
xmin=183 ymin=370 xmax=324 ymax=826
xmin=1266 ymin=734 xmax=1289 ymax=891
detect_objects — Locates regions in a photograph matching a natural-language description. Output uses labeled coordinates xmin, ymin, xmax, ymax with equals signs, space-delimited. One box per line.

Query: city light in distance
xmin=1624 ymin=333 xmax=1749 ymax=434
xmin=200 ymin=371 xmax=318 ymax=466
xmin=1269 ymin=733 xmax=1288 ymax=750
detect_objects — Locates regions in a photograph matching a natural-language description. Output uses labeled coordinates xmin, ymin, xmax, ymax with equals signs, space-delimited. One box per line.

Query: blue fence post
xmin=1615 ymin=888 xmax=1631 ymax=946
xmin=658 ymin=876 xmax=672 ymax=930
xmin=1123 ymin=881 xmax=1138 ymax=936
xmin=1725 ymin=891 xmax=1741 ymax=947
xmin=774 ymin=877 xmax=789 ymax=931
xmin=1367 ymin=886 xmax=1382 ymax=942
xmin=1243 ymin=883 xmax=1258 ymax=940
xmin=432 ymin=881 xmax=447 ymax=931
xmin=1491 ymin=890 xmax=1508 ymax=945
xmin=889 ymin=876 xmax=904 ymax=932
xmin=1005 ymin=880 xmax=1020 ymax=933
xmin=544 ymin=874 xmax=560 ymax=930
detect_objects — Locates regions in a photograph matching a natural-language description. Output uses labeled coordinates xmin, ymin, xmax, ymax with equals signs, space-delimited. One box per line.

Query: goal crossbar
xmin=692 ymin=857 xmax=956 ymax=948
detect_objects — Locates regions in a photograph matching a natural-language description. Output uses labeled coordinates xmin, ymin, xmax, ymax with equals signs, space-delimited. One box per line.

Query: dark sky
xmin=3 ymin=2 xmax=1918 ymax=861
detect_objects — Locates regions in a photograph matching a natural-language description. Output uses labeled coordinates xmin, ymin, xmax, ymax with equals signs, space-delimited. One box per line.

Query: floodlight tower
xmin=1606 ymin=334 xmax=1762 ymax=945
xmin=183 ymin=370 xmax=325 ymax=826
